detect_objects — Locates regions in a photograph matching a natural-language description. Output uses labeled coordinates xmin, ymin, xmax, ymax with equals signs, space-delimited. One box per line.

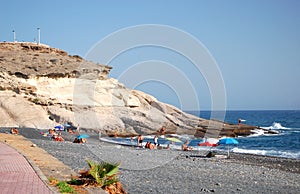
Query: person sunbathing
xmin=10 ymin=128 xmax=19 ymax=134
xmin=73 ymin=137 xmax=87 ymax=144
xmin=182 ymin=140 xmax=193 ymax=151
xmin=145 ymin=141 xmax=155 ymax=150
xmin=73 ymin=138 xmax=80 ymax=143
xmin=67 ymin=128 xmax=75 ymax=134
xmin=145 ymin=141 xmax=150 ymax=149
xmin=148 ymin=142 xmax=155 ymax=150
xmin=53 ymin=132 xmax=64 ymax=141
xmin=48 ymin=129 xmax=56 ymax=135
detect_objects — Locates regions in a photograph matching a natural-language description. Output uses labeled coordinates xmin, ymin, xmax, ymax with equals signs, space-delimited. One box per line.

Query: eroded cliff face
xmin=0 ymin=42 xmax=205 ymax=136
xmin=0 ymin=42 xmax=111 ymax=79
xmin=0 ymin=42 xmax=273 ymax=137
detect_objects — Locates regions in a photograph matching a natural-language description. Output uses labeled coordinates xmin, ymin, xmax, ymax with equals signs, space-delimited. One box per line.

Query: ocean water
xmin=103 ymin=110 xmax=300 ymax=159
xmin=190 ymin=110 xmax=300 ymax=159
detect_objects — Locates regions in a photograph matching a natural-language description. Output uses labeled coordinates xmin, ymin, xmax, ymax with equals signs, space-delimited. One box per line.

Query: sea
xmin=192 ymin=110 xmax=300 ymax=159
xmin=103 ymin=110 xmax=300 ymax=159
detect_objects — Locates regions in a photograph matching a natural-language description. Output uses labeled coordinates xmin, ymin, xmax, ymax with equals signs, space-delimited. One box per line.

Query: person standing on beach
xmin=76 ymin=124 xmax=80 ymax=133
xmin=238 ymin=118 xmax=242 ymax=129
xmin=154 ymin=135 xmax=158 ymax=146
xmin=238 ymin=118 xmax=242 ymax=125
xmin=159 ymin=126 xmax=166 ymax=135
xmin=182 ymin=140 xmax=193 ymax=151
xmin=137 ymin=134 xmax=144 ymax=147
xmin=98 ymin=130 xmax=102 ymax=140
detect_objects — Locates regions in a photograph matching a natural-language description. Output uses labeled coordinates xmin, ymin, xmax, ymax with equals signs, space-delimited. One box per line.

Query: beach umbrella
xmin=198 ymin=141 xmax=218 ymax=147
xmin=54 ymin=125 xmax=64 ymax=131
xmin=64 ymin=123 xmax=71 ymax=127
xmin=218 ymin=138 xmax=239 ymax=145
xmin=198 ymin=140 xmax=218 ymax=154
xmin=198 ymin=138 xmax=218 ymax=147
xmin=77 ymin=134 xmax=89 ymax=139
xmin=218 ymin=138 xmax=239 ymax=158
xmin=166 ymin=137 xmax=182 ymax=143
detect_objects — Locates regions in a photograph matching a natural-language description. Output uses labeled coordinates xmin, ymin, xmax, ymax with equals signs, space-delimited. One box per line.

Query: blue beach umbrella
xmin=77 ymin=134 xmax=89 ymax=139
xmin=218 ymin=138 xmax=239 ymax=145
xmin=218 ymin=138 xmax=239 ymax=158
xmin=54 ymin=125 xmax=64 ymax=131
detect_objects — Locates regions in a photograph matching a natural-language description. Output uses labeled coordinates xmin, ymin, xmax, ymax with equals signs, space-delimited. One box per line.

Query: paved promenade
xmin=0 ymin=142 xmax=54 ymax=193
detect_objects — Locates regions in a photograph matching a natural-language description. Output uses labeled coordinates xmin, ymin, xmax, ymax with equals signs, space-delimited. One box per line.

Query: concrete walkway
xmin=0 ymin=142 xmax=54 ymax=193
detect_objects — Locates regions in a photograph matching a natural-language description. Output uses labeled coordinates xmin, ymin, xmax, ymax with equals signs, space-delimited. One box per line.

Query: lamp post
xmin=12 ymin=30 xmax=16 ymax=42
xmin=37 ymin=28 xmax=40 ymax=45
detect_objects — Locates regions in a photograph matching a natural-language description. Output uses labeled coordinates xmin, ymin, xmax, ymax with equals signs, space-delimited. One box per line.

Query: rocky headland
xmin=0 ymin=42 xmax=275 ymax=137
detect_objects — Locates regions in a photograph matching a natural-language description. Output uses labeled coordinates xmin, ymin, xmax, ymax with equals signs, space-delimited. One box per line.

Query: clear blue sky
xmin=1 ymin=0 xmax=299 ymax=110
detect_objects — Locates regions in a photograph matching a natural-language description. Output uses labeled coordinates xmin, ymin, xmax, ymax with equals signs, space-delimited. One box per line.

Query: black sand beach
xmin=1 ymin=128 xmax=299 ymax=193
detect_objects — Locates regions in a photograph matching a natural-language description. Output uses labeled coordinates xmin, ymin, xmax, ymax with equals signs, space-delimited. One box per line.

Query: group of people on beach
xmin=47 ymin=129 xmax=64 ymax=141
xmin=41 ymin=125 xmax=88 ymax=144
xmin=137 ymin=130 xmax=163 ymax=150
xmin=135 ymin=126 xmax=194 ymax=151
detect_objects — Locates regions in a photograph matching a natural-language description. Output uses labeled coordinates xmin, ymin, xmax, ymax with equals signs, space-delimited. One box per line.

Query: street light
xmin=12 ymin=30 xmax=16 ymax=42
xmin=37 ymin=28 xmax=40 ymax=45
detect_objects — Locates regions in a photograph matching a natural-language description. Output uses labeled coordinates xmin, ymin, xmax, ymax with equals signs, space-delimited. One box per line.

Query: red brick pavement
xmin=0 ymin=142 xmax=54 ymax=193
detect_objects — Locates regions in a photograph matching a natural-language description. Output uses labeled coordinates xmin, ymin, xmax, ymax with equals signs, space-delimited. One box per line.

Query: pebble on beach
xmin=1 ymin=128 xmax=299 ymax=194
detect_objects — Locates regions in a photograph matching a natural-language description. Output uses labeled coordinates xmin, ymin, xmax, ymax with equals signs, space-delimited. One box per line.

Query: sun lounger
xmin=189 ymin=151 xmax=216 ymax=158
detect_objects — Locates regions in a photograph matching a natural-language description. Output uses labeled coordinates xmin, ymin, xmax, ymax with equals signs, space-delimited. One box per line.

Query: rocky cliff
xmin=0 ymin=42 xmax=275 ymax=137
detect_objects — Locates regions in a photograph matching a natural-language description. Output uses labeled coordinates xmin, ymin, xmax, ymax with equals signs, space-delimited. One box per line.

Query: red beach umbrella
xmin=198 ymin=141 xmax=218 ymax=147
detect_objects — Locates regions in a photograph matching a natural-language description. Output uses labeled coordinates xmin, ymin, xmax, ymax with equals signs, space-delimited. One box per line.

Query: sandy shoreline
xmin=1 ymin=128 xmax=299 ymax=193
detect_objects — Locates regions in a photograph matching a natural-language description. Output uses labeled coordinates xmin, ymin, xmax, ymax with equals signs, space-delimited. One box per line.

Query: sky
xmin=1 ymin=0 xmax=300 ymax=110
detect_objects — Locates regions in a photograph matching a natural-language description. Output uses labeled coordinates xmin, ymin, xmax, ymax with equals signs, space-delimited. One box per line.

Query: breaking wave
xmin=262 ymin=122 xmax=290 ymax=130
xmin=232 ymin=148 xmax=300 ymax=159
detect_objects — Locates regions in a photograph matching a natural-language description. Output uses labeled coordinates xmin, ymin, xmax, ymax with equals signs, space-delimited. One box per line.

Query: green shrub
xmin=31 ymin=98 xmax=40 ymax=104
xmin=56 ymin=181 xmax=75 ymax=193
xmin=80 ymin=160 xmax=120 ymax=188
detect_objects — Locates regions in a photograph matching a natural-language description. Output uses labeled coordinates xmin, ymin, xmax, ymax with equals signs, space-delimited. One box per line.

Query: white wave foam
xmin=247 ymin=128 xmax=279 ymax=137
xmin=262 ymin=122 xmax=290 ymax=130
xmin=276 ymin=151 xmax=300 ymax=159
xmin=249 ymin=129 xmax=266 ymax=137
xmin=232 ymin=148 xmax=300 ymax=159
xmin=232 ymin=148 xmax=267 ymax=155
